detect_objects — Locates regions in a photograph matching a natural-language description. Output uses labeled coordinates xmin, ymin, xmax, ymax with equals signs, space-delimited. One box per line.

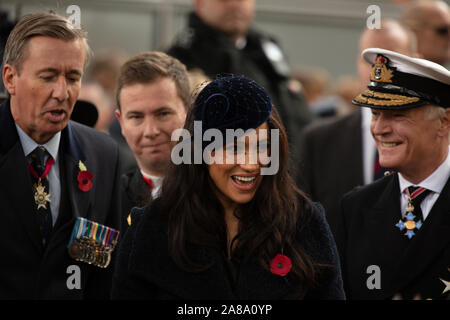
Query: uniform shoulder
xmin=127 ymin=198 xmax=165 ymax=232
xmin=69 ymin=120 xmax=118 ymax=150
xmin=343 ymin=173 xmax=395 ymax=203
xmin=248 ymin=27 xmax=278 ymax=44
xmin=122 ymin=199 xmax=167 ymax=266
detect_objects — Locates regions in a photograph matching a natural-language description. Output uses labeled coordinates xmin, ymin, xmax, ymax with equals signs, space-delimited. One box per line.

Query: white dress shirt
xmin=398 ymin=147 xmax=450 ymax=220
xmin=16 ymin=124 xmax=61 ymax=225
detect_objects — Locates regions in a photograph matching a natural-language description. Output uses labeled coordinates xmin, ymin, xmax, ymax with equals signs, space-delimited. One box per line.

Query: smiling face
xmin=370 ymin=105 xmax=450 ymax=183
xmin=3 ymin=36 xmax=86 ymax=144
xmin=117 ymin=77 xmax=187 ymax=176
xmin=208 ymin=122 xmax=269 ymax=211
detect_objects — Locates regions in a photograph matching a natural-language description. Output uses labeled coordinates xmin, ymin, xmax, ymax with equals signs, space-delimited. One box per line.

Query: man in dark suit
xmin=336 ymin=48 xmax=450 ymax=300
xmin=115 ymin=52 xmax=189 ymax=220
xmin=298 ymin=20 xmax=416 ymax=236
xmin=166 ymin=0 xmax=313 ymax=165
xmin=0 ymin=12 xmax=123 ymax=299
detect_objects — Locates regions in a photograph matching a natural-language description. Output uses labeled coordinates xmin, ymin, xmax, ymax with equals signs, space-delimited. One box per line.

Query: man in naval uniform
xmin=336 ymin=48 xmax=450 ymax=300
xmin=0 ymin=12 xmax=123 ymax=299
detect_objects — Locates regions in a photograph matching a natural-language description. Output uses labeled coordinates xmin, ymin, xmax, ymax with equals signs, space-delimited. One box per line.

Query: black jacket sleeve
xmin=111 ymin=207 xmax=157 ymax=299
xmin=302 ymin=203 xmax=346 ymax=300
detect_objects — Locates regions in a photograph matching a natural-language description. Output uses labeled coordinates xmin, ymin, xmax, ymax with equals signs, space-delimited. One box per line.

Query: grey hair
xmin=425 ymin=104 xmax=446 ymax=120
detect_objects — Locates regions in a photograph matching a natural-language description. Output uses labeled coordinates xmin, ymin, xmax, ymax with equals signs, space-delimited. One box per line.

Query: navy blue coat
xmin=112 ymin=199 xmax=345 ymax=300
xmin=0 ymin=100 xmax=124 ymax=299
xmin=336 ymin=173 xmax=450 ymax=299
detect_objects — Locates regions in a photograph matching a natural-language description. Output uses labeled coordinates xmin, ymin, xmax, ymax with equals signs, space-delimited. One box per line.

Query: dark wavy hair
xmin=158 ymin=106 xmax=317 ymax=298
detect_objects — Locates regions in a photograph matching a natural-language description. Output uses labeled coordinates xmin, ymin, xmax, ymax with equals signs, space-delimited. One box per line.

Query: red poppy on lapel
xmin=77 ymin=160 xmax=93 ymax=192
xmin=270 ymin=254 xmax=292 ymax=276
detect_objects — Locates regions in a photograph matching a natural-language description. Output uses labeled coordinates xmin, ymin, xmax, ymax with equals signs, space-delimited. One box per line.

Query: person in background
xmin=84 ymin=51 xmax=137 ymax=173
xmin=115 ymin=52 xmax=189 ymax=218
xmin=290 ymin=67 xmax=339 ymax=118
xmin=0 ymin=12 xmax=123 ymax=299
xmin=298 ymin=20 xmax=416 ymax=236
xmin=166 ymin=0 xmax=314 ymax=165
xmin=78 ymin=82 xmax=114 ymax=133
xmin=112 ymin=75 xmax=344 ymax=300
xmin=333 ymin=75 xmax=361 ymax=114
xmin=84 ymin=50 xmax=128 ymax=103
xmin=0 ymin=9 xmax=16 ymax=98
xmin=401 ymin=0 xmax=450 ymax=66
xmin=336 ymin=48 xmax=450 ymax=300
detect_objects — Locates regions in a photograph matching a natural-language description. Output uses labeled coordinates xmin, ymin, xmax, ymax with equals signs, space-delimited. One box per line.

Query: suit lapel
xmin=0 ymin=101 xmax=43 ymax=253
xmin=389 ymin=176 xmax=450 ymax=295
xmin=0 ymin=143 xmax=44 ymax=253
xmin=365 ymin=174 xmax=410 ymax=298
xmin=61 ymin=122 xmax=91 ymax=219
xmin=128 ymin=169 xmax=152 ymax=207
xmin=345 ymin=111 xmax=364 ymax=186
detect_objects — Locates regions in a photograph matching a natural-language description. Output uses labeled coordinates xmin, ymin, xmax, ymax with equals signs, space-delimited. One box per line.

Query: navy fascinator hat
xmin=193 ymin=75 xmax=272 ymax=134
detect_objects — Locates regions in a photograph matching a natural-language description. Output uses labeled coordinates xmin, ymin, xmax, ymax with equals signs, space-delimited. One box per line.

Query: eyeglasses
xmin=433 ymin=25 xmax=450 ymax=37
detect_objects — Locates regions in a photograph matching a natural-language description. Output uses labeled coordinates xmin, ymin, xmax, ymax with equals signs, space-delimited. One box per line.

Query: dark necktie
xmin=406 ymin=186 xmax=431 ymax=222
xmin=28 ymin=146 xmax=54 ymax=246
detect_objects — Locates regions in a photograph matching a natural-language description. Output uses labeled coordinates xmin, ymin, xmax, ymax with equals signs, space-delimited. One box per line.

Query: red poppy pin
xmin=270 ymin=254 xmax=292 ymax=277
xmin=77 ymin=160 xmax=93 ymax=192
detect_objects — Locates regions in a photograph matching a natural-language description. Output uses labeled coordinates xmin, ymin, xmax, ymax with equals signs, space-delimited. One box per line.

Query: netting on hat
xmin=193 ymin=75 xmax=272 ymax=132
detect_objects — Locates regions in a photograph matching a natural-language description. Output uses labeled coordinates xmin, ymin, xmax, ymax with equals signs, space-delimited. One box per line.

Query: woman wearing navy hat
xmin=112 ymin=75 xmax=345 ymax=300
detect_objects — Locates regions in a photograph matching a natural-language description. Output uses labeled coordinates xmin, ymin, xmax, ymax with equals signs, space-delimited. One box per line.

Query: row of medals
xmin=69 ymin=237 xmax=113 ymax=268
xmin=33 ymin=175 xmax=115 ymax=268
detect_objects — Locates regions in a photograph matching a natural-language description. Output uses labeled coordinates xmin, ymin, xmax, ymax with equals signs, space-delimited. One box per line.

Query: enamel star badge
xmin=396 ymin=212 xmax=422 ymax=239
xmin=34 ymin=182 xmax=51 ymax=210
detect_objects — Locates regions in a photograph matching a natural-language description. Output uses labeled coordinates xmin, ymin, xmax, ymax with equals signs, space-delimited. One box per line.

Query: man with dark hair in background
xmin=115 ymin=52 xmax=189 ymax=221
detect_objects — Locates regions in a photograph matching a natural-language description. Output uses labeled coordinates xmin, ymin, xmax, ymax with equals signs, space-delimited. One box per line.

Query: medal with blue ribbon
xmin=67 ymin=217 xmax=120 ymax=268
xmin=395 ymin=186 xmax=429 ymax=239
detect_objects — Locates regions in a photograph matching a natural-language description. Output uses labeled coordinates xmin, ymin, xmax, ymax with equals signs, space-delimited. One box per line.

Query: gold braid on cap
xmin=354 ymin=89 xmax=420 ymax=106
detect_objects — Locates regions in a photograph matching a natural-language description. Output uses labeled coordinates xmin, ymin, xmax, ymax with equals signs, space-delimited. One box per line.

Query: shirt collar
xmin=361 ymin=107 xmax=372 ymax=128
xmin=141 ymin=170 xmax=164 ymax=189
xmin=399 ymin=147 xmax=450 ymax=194
xmin=15 ymin=123 xmax=61 ymax=160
